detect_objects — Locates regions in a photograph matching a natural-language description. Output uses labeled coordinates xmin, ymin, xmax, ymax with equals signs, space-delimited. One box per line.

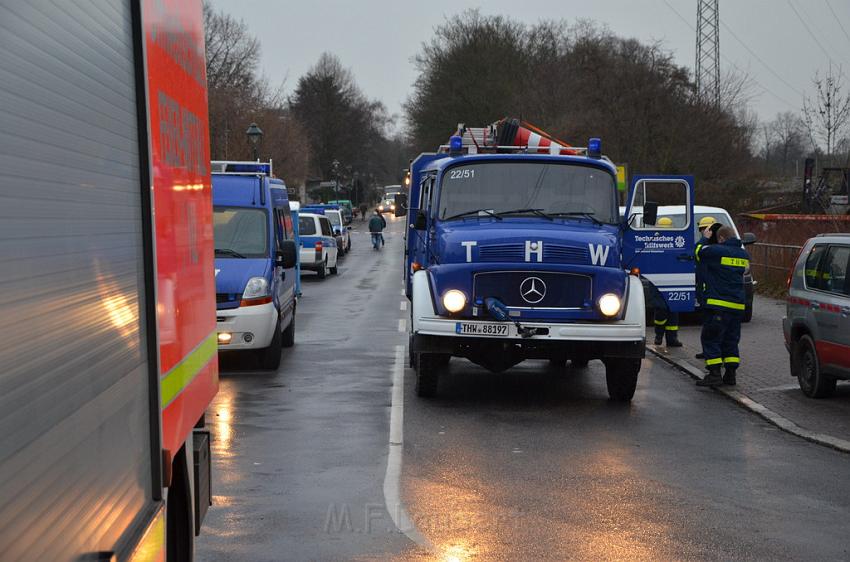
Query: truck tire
xmin=571 ymin=357 xmax=590 ymax=369
xmin=743 ymin=300 xmax=753 ymax=323
xmin=603 ymin=358 xmax=641 ymax=401
xmin=794 ymin=335 xmax=836 ymax=398
xmin=282 ymin=310 xmax=295 ymax=348
xmin=258 ymin=317 xmax=282 ymax=370
xmin=166 ymin=447 xmax=194 ymax=562
xmin=317 ymin=258 xmax=328 ymax=279
xmin=415 ymin=352 xmax=441 ymax=398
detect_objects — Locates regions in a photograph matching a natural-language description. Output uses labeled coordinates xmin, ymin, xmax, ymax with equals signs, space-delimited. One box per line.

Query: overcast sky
xmin=210 ymin=0 xmax=850 ymax=129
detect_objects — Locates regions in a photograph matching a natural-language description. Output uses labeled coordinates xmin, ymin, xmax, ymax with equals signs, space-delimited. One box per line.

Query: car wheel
xmin=330 ymin=258 xmax=339 ymax=275
xmin=415 ymin=352 xmax=440 ymax=398
xmin=793 ymin=334 xmax=836 ymax=398
xmin=743 ymin=300 xmax=753 ymax=323
xmin=317 ymin=258 xmax=327 ymax=279
xmin=603 ymin=358 xmax=641 ymax=401
xmin=282 ymin=309 xmax=295 ymax=348
xmin=257 ymin=316 xmax=282 ymax=370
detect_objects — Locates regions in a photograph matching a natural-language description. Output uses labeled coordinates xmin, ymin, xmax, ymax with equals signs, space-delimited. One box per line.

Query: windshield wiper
xmin=496 ymin=208 xmax=554 ymax=221
xmin=215 ymin=248 xmax=247 ymax=258
xmin=443 ymin=208 xmax=503 ymax=221
xmin=549 ymin=212 xmax=604 ymax=226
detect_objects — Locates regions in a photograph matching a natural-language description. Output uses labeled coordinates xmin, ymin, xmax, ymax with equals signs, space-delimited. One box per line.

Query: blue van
xmin=211 ymin=161 xmax=298 ymax=370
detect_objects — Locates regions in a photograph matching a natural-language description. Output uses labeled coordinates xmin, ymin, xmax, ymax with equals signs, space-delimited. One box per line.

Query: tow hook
xmin=484 ymin=296 xmax=541 ymax=338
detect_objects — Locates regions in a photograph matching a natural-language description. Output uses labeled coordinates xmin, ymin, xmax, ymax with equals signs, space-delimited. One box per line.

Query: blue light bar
xmin=229 ymin=163 xmax=271 ymax=174
xmin=449 ymin=135 xmax=463 ymax=155
xmin=588 ymin=138 xmax=602 ymax=158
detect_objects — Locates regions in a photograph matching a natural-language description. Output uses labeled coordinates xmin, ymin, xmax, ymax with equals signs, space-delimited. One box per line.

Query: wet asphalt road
xmin=196 ymin=217 xmax=850 ymax=561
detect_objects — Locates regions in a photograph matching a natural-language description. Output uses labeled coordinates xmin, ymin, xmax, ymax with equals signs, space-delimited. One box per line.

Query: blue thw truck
xmin=398 ymin=119 xmax=696 ymax=400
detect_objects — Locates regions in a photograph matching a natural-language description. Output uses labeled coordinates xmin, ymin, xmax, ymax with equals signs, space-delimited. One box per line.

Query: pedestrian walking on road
xmin=368 ymin=210 xmax=386 ymax=250
xmin=359 ymin=202 xmax=368 ymax=222
xmin=696 ymin=225 xmax=750 ymax=387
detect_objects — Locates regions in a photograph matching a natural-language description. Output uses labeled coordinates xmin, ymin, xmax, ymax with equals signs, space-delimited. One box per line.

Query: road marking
xmin=400 ymin=301 xmax=408 ymax=311
xmin=383 ymin=345 xmax=430 ymax=547
xmin=398 ymin=318 xmax=406 ymax=332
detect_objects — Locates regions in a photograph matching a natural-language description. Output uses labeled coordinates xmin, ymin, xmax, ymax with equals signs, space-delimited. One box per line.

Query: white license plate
xmin=455 ymin=322 xmax=509 ymax=336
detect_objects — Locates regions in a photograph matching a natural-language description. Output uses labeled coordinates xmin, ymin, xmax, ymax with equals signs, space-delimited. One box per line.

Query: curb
xmin=647 ymin=346 xmax=850 ymax=455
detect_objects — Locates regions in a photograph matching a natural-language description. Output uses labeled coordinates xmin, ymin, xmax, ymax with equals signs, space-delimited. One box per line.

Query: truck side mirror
xmin=277 ymin=240 xmax=297 ymax=269
xmin=413 ymin=210 xmax=427 ymax=230
xmin=643 ymin=201 xmax=659 ymax=226
xmin=394 ymin=194 xmax=408 ymax=217
xmin=741 ymin=232 xmax=757 ymax=245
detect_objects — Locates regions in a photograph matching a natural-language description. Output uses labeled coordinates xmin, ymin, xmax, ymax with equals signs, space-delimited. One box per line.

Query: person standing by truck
xmin=649 ymin=217 xmax=682 ymax=348
xmin=696 ymin=226 xmax=750 ymax=387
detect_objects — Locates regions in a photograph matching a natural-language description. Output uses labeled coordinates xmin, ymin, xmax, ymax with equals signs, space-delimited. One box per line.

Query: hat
xmin=698 ymin=216 xmax=717 ymax=229
xmin=657 ymin=216 xmax=673 ymax=227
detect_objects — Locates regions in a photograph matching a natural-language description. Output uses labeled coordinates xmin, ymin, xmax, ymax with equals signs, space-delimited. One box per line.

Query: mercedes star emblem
xmin=519 ymin=276 xmax=546 ymax=304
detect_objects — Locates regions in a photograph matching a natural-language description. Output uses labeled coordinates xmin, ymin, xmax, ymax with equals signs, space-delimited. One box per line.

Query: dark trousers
xmin=653 ymin=309 xmax=680 ymax=342
xmin=700 ymin=308 xmax=742 ymax=369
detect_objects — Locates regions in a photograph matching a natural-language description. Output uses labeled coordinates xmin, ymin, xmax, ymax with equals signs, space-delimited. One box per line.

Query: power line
xmin=786 ymin=0 xmax=847 ymax=74
xmin=660 ymin=0 xmax=802 ymax=111
xmin=825 ymin=0 xmax=850 ymax=46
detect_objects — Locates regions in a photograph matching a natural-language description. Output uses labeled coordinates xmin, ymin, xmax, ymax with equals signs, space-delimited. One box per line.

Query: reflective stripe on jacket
xmin=697 ymin=238 xmax=749 ymax=311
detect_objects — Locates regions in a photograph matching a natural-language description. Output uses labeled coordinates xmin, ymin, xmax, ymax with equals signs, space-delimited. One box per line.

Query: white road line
xmin=398 ymin=318 xmax=406 ymax=332
xmin=400 ymin=301 xmax=408 ymax=311
xmin=383 ymin=345 xmax=430 ymax=547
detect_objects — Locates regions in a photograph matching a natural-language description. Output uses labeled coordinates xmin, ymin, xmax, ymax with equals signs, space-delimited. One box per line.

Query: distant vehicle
xmin=212 ymin=161 xmax=298 ymax=370
xmin=302 ymin=204 xmax=352 ymax=255
xmin=329 ymin=199 xmax=354 ymax=223
xmin=377 ymin=197 xmax=396 ymax=213
xmin=299 ymin=213 xmax=340 ymax=278
xmin=625 ymin=205 xmax=758 ymax=322
xmin=383 ymin=184 xmax=402 ymax=197
xmin=783 ymin=233 xmax=850 ymax=397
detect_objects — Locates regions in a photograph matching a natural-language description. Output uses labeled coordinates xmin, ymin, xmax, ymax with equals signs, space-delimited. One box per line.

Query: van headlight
xmin=442 ymin=290 xmax=467 ymax=313
xmin=598 ymin=293 xmax=621 ymax=317
xmin=243 ymin=277 xmax=270 ymax=299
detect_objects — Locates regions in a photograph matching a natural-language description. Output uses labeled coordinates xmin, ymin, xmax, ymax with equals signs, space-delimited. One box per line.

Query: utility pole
xmin=695 ymin=0 xmax=720 ymax=106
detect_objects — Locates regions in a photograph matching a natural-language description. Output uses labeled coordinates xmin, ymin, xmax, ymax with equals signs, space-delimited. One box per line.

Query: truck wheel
xmin=794 ymin=335 xmax=836 ymax=398
xmin=282 ymin=310 xmax=295 ymax=348
xmin=603 ymin=358 xmax=641 ymax=401
xmin=317 ymin=258 xmax=327 ymax=279
xmin=166 ymin=448 xmax=194 ymax=562
xmin=571 ymin=357 xmax=590 ymax=369
xmin=258 ymin=317 xmax=282 ymax=370
xmin=415 ymin=352 xmax=441 ymax=398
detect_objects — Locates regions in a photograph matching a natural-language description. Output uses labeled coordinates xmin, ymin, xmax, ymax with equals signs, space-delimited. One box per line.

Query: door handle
xmin=677 ymin=254 xmax=695 ymax=262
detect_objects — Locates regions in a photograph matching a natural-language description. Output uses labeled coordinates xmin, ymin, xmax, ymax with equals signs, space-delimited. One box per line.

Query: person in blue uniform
xmin=694 ymin=219 xmax=721 ymax=359
xmin=696 ymin=226 xmax=750 ymax=387
xmin=648 ymin=217 xmax=682 ymax=347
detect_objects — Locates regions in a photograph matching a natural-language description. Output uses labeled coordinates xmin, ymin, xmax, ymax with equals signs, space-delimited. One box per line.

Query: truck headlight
xmin=243 ymin=277 xmax=270 ymax=299
xmin=598 ymin=293 xmax=621 ymax=317
xmin=442 ymin=290 xmax=467 ymax=313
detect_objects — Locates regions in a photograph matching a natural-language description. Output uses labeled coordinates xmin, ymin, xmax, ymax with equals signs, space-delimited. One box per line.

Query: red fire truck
xmin=0 ymin=1 xmax=217 ymax=560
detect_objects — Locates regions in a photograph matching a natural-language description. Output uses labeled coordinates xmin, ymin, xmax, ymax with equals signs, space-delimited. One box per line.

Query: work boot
xmin=654 ymin=335 xmax=663 ymax=345
xmin=697 ymin=366 xmax=723 ymax=387
xmin=666 ymin=333 xmax=683 ymax=348
xmin=723 ymin=367 xmax=737 ymax=386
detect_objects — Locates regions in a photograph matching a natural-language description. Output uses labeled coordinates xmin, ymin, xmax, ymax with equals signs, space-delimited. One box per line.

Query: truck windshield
xmin=438 ymin=162 xmax=617 ymax=224
xmin=214 ymin=207 xmax=268 ymax=258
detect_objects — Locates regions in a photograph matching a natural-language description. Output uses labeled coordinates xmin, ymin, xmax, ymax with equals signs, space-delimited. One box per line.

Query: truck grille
xmin=477 ymin=243 xmax=589 ymax=264
xmin=544 ymin=244 xmax=589 ymax=264
xmin=479 ymin=243 xmax=525 ymax=262
xmin=473 ymin=271 xmax=591 ymax=308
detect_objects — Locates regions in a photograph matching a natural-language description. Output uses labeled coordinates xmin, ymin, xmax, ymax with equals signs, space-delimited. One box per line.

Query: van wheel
xmin=330 ymin=260 xmax=339 ymax=275
xmin=603 ymin=358 xmax=641 ymax=401
xmin=794 ymin=335 xmax=836 ymax=398
xmin=257 ymin=317 xmax=282 ymax=370
xmin=415 ymin=353 xmax=440 ymax=398
xmin=282 ymin=310 xmax=295 ymax=348
xmin=317 ymin=258 xmax=327 ymax=279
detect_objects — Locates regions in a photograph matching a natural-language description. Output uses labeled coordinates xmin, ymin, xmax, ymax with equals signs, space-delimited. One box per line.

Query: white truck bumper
xmin=216 ymin=302 xmax=277 ymax=350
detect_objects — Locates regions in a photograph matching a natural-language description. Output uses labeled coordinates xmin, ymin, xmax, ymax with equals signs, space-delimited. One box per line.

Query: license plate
xmin=455 ymin=322 xmax=509 ymax=336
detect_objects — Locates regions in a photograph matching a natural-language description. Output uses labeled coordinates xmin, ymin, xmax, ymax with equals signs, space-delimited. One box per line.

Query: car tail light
xmin=315 ymin=240 xmax=323 ymax=259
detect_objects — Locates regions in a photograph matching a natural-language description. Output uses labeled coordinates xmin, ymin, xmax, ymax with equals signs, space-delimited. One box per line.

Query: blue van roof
xmin=212 ymin=174 xmax=289 ymax=208
xmin=427 ymin=153 xmax=617 ymax=175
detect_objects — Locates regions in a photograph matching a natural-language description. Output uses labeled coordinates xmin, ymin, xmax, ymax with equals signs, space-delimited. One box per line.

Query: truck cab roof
xmin=423 ymin=153 xmax=617 ymax=175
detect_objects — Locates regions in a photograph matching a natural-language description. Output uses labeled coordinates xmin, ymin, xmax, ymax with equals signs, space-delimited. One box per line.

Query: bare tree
xmin=802 ymin=66 xmax=850 ymax=159
xmin=771 ymin=111 xmax=805 ymax=176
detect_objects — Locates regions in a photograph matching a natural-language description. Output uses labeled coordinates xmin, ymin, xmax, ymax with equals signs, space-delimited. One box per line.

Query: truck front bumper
xmin=412 ymin=317 xmax=645 ymax=359
xmin=216 ymin=302 xmax=277 ymax=350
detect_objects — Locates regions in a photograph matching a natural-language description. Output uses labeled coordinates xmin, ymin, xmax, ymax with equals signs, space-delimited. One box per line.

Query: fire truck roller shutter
xmin=0 ymin=2 xmax=158 ymax=561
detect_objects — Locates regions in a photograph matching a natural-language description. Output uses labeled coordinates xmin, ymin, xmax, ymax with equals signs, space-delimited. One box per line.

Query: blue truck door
xmin=623 ymin=175 xmax=696 ymax=312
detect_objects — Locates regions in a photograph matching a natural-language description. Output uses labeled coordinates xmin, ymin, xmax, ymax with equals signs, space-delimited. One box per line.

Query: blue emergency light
xmin=449 ymin=135 xmax=463 ymax=155
xmin=587 ymin=138 xmax=602 ymax=159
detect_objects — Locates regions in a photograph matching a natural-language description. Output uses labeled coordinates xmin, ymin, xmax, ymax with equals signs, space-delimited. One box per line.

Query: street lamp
xmin=246 ymin=122 xmax=263 ymax=161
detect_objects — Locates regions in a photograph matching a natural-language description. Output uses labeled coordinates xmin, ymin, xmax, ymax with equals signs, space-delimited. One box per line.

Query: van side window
xmin=804 ymin=244 xmax=828 ymax=289
xmin=320 ymin=217 xmax=332 ymax=237
xmin=818 ymin=245 xmax=850 ymax=295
